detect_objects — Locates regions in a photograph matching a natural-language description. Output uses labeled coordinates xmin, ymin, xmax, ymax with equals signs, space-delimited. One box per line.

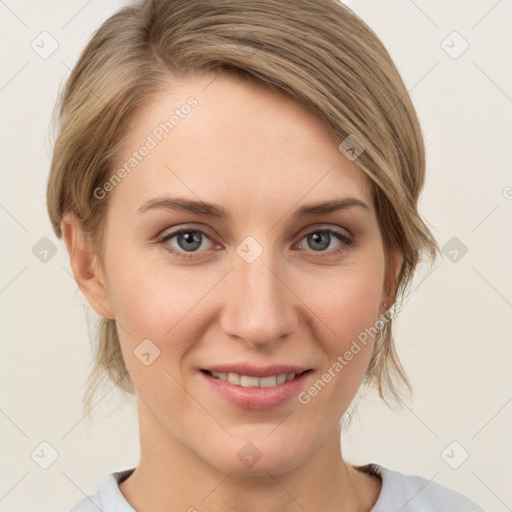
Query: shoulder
xmin=68 ymin=468 xmax=136 ymax=512
xmin=358 ymin=463 xmax=486 ymax=512
xmin=68 ymin=491 xmax=101 ymax=512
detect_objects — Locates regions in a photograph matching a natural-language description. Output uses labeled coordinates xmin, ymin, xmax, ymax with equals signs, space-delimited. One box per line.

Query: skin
xmin=63 ymin=72 xmax=403 ymax=512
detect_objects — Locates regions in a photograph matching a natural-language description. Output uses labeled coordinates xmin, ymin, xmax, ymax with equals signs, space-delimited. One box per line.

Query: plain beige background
xmin=1 ymin=1 xmax=511 ymax=511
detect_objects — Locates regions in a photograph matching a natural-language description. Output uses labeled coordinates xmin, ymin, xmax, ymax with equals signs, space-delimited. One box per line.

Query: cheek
xmin=303 ymin=262 xmax=385 ymax=342
xmin=105 ymin=260 xmax=195 ymax=410
xmin=103 ymin=250 xmax=217 ymax=384
xmin=109 ymin=270 xmax=191 ymax=355
xmin=288 ymin=269 xmax=385 ymax=427
xmin=103 ymin=232 xmax=187 ymax=340
xmin=298 ymin=262 xmax=385 ymax=391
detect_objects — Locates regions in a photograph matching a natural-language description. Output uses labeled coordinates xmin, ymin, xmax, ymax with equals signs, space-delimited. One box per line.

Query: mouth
xmin=200 ymin=369 xmax=312 ymax=388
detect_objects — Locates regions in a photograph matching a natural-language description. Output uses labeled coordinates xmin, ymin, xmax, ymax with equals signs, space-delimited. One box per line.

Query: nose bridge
xmin=220 ymin=238 xmax=297 ymax=347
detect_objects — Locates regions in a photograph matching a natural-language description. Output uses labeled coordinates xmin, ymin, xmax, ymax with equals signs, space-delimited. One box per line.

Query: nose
xmin=219 ymin=246 xmax=298 ymax=349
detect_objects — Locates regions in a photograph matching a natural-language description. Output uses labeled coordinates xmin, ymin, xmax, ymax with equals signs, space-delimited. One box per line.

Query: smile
xmin=202 ymin=369 xmax=303 ymax=387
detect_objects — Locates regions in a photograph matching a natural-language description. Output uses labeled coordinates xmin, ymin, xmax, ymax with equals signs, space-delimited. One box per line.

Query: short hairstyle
xmin=47 ymin=0 xmax=440 ymax=414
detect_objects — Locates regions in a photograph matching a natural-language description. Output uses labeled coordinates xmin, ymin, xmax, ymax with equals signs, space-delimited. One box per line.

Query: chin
xmin=200 ymin=432 xmax=311 ymax=478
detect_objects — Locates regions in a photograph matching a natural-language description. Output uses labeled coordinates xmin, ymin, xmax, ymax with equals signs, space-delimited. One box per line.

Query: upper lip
xmin=201 ymin=363 xmax=312 ymax=378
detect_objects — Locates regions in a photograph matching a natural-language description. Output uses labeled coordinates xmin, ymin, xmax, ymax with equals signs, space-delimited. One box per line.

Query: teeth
xmin=208 ymin=371 xmax=297 ymax=387
xmin=259 ymin=375 xmax=278 ymax=387
xmin=240 ymin=375 xmax=259 ymax=387
xmin=226 ymin=372 xmax=240 ymax=385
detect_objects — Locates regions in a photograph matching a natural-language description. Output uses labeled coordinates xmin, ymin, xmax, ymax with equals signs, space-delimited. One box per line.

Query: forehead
xmin=110 ymin=73 xmax=372 ymax=213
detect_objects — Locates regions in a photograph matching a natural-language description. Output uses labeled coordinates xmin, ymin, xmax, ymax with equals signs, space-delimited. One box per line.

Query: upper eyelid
xmin=158 ymin=225 xmax=216 ymax=242
xmin=297 ymin=224 xmax=353 ymax=239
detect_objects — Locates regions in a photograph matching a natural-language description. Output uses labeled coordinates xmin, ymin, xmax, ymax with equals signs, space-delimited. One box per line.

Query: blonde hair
xmin=47 ymin=0 xmax=439 ymax=414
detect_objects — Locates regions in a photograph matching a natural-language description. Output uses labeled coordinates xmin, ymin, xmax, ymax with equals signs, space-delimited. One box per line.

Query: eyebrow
xmin=137 ymin=196 xmax=370 ymax=219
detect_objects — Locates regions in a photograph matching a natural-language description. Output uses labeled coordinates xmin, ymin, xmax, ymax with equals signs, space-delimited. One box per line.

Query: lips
xmin=199 ymin=365 xmax=313 ymax=410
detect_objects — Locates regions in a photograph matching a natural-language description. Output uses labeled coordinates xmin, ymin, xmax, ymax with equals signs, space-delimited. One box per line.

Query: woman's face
xmin=93 ymin=73 xmax=398 ymax=475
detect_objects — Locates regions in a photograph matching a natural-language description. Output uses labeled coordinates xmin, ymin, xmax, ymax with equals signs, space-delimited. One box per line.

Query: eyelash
xmin=156 ymin=225 xmax=354 ymax=261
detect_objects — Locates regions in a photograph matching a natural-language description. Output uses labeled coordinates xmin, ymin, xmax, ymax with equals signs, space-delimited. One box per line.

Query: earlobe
xmin=61 ymin=211 xmax=114 ymax=320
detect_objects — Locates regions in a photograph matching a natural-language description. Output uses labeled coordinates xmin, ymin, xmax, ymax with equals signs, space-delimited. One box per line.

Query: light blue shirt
xmin=69 ymin=463 xmax=486 ymax=511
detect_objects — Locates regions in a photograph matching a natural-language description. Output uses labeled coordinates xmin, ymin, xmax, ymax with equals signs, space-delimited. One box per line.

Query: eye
xmin=296 ymin=228 xmax=353 ymax=258
xmin=158 ymin=227 xmax=218 ymax=260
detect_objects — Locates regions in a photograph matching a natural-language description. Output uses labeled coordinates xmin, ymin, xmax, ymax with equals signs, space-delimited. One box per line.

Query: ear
xmin=61 ymin=211 xmax=114 ymax=320
xmin=379 ymin=246 xmax=403 ymax=316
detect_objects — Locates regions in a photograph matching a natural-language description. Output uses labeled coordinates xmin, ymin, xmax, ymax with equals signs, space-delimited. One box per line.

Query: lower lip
xmin=200 ymin=370 xmax=312 ymax=410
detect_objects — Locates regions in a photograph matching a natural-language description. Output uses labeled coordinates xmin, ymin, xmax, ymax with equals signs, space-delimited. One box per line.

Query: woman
xmin=47 ymin=0 xmax=486 ymax=510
